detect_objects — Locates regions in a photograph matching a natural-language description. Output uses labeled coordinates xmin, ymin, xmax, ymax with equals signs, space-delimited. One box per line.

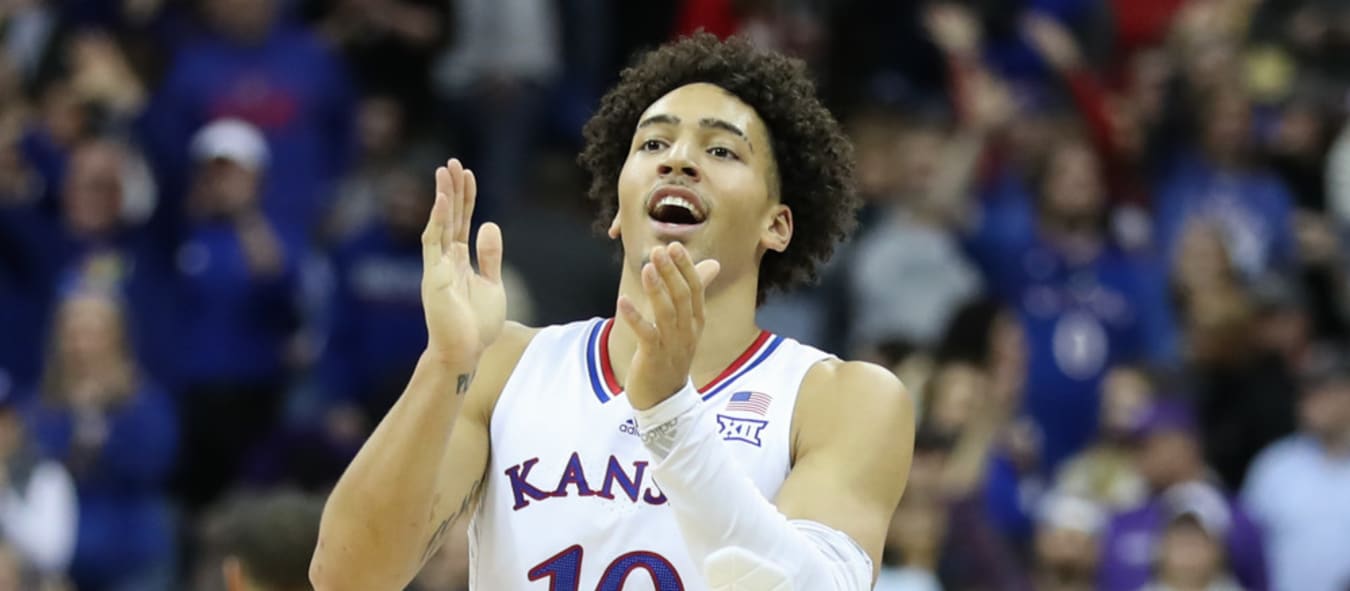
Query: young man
xmin=311 ymin=34 xmax=914 ymax=591
xmin=220 ymin=491 xmax=325 ymax=591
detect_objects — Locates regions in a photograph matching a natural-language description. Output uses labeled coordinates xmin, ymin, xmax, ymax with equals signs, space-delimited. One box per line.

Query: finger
xmin=422 ymin=192 xmax=449 ymax=264
xmin=475 ymin=222 xmax=504 ymax=283
xmin=642 ymin=258 xmax=676 ymax=337
xmin=446 ymin=159 xmax=464 ymax=244
xmin=654 ymin=245 xmax=692 ymax=332
xmin=617 ymin=295 xmax=659 ymax=344
xmin=457 ymin=169 xmax=477 ymax=243
xmin=694 ymin=259 xmax=721 ymax=288
xmin=437 ymin=165 xmax=457 ymax=249
xmin=668 ymin=243 xmax=706 ymax=324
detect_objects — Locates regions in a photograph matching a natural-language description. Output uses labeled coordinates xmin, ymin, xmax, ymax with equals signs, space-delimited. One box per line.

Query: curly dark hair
xmin=579 ymin=33 xmax=858 ymax=301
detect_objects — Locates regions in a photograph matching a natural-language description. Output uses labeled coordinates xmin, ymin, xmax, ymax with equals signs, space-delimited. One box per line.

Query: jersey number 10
xmin=529 ymin=545 xmax=684 ymax=590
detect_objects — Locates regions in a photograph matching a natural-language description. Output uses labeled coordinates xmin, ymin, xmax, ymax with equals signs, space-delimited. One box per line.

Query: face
xmin=382 ymin=171 xmax=433 ymax=239
xmin=1040 ymin=141 xmax=1105 ymax=223
xmin=851 ymin=118 xmax=903 ymax=200
xmin=56 ymin=293 xmax=124 ymax=370
xmin=1174 ymin=220 xmax=1233 ymax=289
xmin=1034 ymin=526 xmax=1098 ymax=577
xmin=1299 ymin=380 xmax=1350 ymax=440
xmin=194 ymin=159 xmax=261 ymax=216
xmin=1100 ymin=367 xmax=1151 ymax=437
xmin=1137 ymin=430 xmax=1200 ymax=490
xmin=894 ymin=127 xmax=944 ymax=198
xmin=1157 ymin=520 xmax=1224 ymax=585
xmin=926 ymin=363 xmax=985 ymax=434
xmin=359 ymin=96 xmax=404 ymax=159
xmin=1203 ymin=92 xmax=1252 ymax=161
xmin=206 ymin=0 xmax=277 ymax=42
xmin=613 ymin=83 xmax=789 ymax=288
xmin=63 ymin=142 xmax=124 ymax=238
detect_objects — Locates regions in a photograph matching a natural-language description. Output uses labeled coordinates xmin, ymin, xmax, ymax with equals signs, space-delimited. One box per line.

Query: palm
xmin=421 ymin=159 xmax=506 ymax=365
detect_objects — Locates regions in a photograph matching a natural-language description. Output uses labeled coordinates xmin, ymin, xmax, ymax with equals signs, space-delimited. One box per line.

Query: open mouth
xmin=646 ymin=186 xmax=707 ymax=226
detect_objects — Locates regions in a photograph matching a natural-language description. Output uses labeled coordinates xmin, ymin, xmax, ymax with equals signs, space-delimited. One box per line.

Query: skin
xmin=312 ymin=82 xmax=914 ymax=589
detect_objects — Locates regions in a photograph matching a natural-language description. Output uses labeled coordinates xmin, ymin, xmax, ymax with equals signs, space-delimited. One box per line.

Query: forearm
xmin=313 ymin=352 xmax=476 ymax=589
xmin=637 ymin=385 xmax=871 ymax=589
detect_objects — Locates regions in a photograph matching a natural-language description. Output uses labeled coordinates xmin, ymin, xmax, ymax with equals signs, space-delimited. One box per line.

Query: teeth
xmin=656 ymin=196 xmax=697 ymax=214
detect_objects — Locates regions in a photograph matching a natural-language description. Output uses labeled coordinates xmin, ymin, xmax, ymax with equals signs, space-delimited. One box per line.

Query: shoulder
xmin=793 ymin=358 xmax=913 ymax=454
xmin=463 ymin=321 xmax=542 ymax=422
xmin=1246 ymin=436 xmax=1309 ymax=481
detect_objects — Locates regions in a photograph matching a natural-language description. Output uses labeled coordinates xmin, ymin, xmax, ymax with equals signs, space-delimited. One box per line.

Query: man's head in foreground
xmin=580 ymin=33 xmax=858 ymax=304
xmin=220 ymin=491 xmax=324 ymax=591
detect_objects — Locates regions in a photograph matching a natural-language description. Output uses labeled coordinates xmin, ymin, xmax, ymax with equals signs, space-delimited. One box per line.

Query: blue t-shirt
xmin=1153 ymin=153 xmax=1296 ymax=279
xmin=319 ymin=224 xmax=427 ymax=410
xmin=968 ymin=198 xmax=1175 ymax=470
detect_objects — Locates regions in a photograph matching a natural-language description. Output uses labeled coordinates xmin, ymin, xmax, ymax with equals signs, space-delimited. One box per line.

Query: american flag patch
xmin=725 ymin=391 xmax=771 ymax=415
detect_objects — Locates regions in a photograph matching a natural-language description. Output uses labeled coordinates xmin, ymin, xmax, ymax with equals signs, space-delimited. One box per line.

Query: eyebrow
xmin=636 ymin=114 xmax=754 ymax=152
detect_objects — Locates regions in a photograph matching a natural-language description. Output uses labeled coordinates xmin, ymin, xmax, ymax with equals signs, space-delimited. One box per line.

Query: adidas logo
xmin=619 ymin=418 xmax=639 ymax=436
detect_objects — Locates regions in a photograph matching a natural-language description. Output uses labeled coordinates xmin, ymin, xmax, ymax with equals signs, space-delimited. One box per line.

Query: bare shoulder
xmin=792 ymin=358 xmax=914 ymax=459
xmin=464 ymin=321 xmax=540 ymax=423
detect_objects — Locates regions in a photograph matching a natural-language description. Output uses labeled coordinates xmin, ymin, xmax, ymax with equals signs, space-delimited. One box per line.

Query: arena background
xmin=1 ymin=0 xmax=1349 ymax=589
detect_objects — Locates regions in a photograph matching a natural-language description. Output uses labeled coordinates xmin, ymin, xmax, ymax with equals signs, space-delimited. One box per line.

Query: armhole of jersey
xmin=487 ymin=318 xmax=602 ymax=438
xmin=780 ymin=345 xmax=836 ymax=471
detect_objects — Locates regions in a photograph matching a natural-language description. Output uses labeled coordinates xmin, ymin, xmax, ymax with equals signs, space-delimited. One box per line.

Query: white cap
xmin=1038 ymin=492 xmax=1107 ymax=535
xmin=190 ymin=118 xmax=269 ymax=171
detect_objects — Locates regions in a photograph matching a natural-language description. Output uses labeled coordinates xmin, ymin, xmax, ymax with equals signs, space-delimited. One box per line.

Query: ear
xmin=760 ymin=204 xmax=792 ymax=253
xmin=607 ymin=214 xmax=621 ymax=239
xmin=223 ymin=556 xmax=249 ymax=591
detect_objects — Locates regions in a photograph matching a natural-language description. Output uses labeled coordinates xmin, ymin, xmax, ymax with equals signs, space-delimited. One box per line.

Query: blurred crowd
xmin=1 ymin=0 xmax=1349 ymax=590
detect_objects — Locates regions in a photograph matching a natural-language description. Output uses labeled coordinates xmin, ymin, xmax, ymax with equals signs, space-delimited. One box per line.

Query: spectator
xmin=841 ymin=109 xmax=985 ymax=354
xmin=322 ymin=95 xmax=430 ymax=244
xmin=318 ymin=167 xmax=432 ymax=435
xmin=307 ymin=0 xmax=448 ymax=123
xmin=216 ymin=490 xmax=323 ymax=591
xmin=876 ymin=428 xmax=950 ymax=591
xmin=1154 ymin=85 xmax=1297 ymax=281
xmin=1033 ymin=493 xmax=1106 ymax=591
xmin=0 ymin=389 xmax=76 ymax=581
xmin=1098 ymin=401 xmax=1268 ymax=591
xmin=1171 ymin=222 xmax=1299 ymax=488
xmin=1055 ymin=364 xmax=1153 ymax=511
xmin=969 ymin=133 xmax=1175 ymax=470
xmin=433 ymin=0 xmax=561 ymax=219
xmin=26 ymin=288 xmax=178 ymax=591
xmin=143 ymin=0 xmax=355 ymax=246
xmin=171 ymin=119 xmax=300 ymax=513
xmin=1242 ymin=348 xmax=1350 ymax=591
xmin=1142 ymin=495 xmax=1245 ymax=591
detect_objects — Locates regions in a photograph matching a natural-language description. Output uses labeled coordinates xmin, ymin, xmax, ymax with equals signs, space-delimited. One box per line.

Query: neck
xmin=607 ymin=266 xmax=763 ymax=388
xmin=1040 ymin=216 xmax=1102 ymax=261
xmin=1160 ymin=572 xmax=1211 ymax=591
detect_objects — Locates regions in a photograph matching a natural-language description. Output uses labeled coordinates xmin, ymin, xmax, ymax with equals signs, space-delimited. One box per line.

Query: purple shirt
xmin=1099 ymin=493 xmax=1269 ymax=591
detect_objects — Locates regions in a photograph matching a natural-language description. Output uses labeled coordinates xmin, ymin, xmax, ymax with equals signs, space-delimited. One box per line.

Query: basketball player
xmin=311 ymin=34 xmax=914 ymax=591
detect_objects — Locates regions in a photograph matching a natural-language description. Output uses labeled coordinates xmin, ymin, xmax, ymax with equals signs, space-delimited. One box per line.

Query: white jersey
xmin=469 ymin=318 xmax=832 ymax=590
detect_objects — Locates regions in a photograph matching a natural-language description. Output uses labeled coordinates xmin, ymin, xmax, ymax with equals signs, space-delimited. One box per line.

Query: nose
xmin=657 ymin=146 xmax=700 ymax=182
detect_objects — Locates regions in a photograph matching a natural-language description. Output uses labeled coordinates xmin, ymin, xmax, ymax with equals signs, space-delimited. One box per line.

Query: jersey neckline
xmin=584 ymin=318 xmax=783 ymax=404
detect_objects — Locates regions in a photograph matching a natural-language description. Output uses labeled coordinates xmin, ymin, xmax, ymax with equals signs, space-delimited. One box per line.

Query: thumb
xmin=695 ymin=259 xmax=721 ymax=287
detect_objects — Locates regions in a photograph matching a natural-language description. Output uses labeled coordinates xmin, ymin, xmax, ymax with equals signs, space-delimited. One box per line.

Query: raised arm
xmin=617 ymin=242 xmax=913 ymax=589
xmin=310 ymin=159 xmax=528 ymax=590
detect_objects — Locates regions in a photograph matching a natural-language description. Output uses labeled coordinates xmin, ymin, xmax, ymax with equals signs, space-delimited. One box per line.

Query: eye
xmin=640 ymin=139 xmax=667 ymax=152
xmin=708 ymin=146 xmax=738 ymax=160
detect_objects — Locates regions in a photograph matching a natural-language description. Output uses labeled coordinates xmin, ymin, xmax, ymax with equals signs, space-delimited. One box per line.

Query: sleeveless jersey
xmin=468 ymin=318 xmax=833 ymax=590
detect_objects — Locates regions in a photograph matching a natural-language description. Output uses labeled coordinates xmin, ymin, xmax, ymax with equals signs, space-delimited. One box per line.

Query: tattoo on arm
xmin=455 ymin=372 xmax=474 ymax=396
xmin=421 ymin=477 xmax=484 ymax=565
